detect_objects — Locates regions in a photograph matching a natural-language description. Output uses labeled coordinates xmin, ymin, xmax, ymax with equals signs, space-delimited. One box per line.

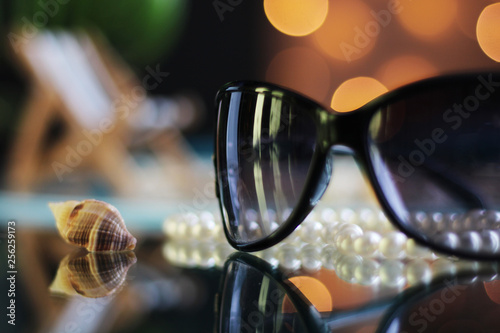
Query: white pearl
xmin=364 ymin=209 xmax=383 ymax=231
xmin=460 ymin=231 xmax=482 ymax=253
xmin=483 ymin=210 xmax=500 ymax=229
xmin=334 ymin=224 xmax=363 ymax=254
xmin=192 ymin=242 xmax=216 ymax=268
xmin=335 ymin=222 xmax=359 ymax=234
xmin=464 ymin=209 xmax=486 ymax=231
xmin=213 ymin=223 xmax=226 ymax=242
xmin=358 ymin=208 xmax=376 ymax=230
xmin=336 ymin=254 xmax=363 ymax=283
xmin=177 ymin=241 xmax=196 ymax=267
xmin=162 ymin=242 xmax=176 ymax=264
xmin=300 ymin=244 xmax=322 ymax=272
xmin=340 ymin=208 xmax=357 ymax=223
xmin=163 ymin=217 xmax=177 ymax=237
xmin=378 ymin=211 xmax=394 ymax=233
xmin=430 ymin=258 xmax=457 ymax=277
xmin=246 ymin=221 xmax=263 ymax=240
xmin=434 ymin=231 xmax=460 ymax=250
xmin=410 ymin=211 xmax=431 ymax=232
xmin=276 ymin=244 xmax=301 ymax=271
xmin=405 ymin=259 xmax=432 ymax=286
xmin=270 ymin=221 xmax=280 ymax=233
xmin=452 ymin=213 xmax=471 ymax=232
xmin=177 ymin=217 xmax=195 ymax=239
xmin=440 ymin=213 xmax=457 ymax=232
xmin=479 ymin=230 xmax=500 ymax=253
xmin=454 ymin=260 xmax=480 ymax=276
xmin=213 ymin=243 xmax=235 ymax=266
xmin=200 ymin=211 xmax=215 ymax=223
xmin=322 ymin=221 xmax=339 ymax=243
xmin=321 ymin=245 xmax=342 ymax=270
xmin=379 ymin=260 xmax=406 ymax=288
xmin=320 ymin=208 xmax=338 ymax=224
xmin=354 ymin=258 xmax=380 ymax=286
xmin=406 ymin=239 xmax=432 ymax=259
xmin=379 ymin=232 xmax=407 ymax=259
xmin=431 ymin=212 xmax=446 ymax=232
xmin=192 ymin=216 xmax=216 ymax=239
xmin=354 ymin=231 xmax=381 ymax=257
xmin=299 ymin=220 xmax=323 ymax=244
xmin=245 ymin=209 xmax=258 ymax=222
xmin=256 ymin=247 xmax=279 ymax=267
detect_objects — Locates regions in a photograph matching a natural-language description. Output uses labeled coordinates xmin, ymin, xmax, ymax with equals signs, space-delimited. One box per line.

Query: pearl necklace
xmin=163 ymin=206 xmax=439 ymax=261
xmin=163 ymin=207 xmax=500 ymax=288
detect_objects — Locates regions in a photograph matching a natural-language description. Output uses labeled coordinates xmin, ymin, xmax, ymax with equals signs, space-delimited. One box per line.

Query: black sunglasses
xmin=215 ymin=72 xmax=500 ymax=259
xmin=216 ymin=253 xmax=500 ymax=333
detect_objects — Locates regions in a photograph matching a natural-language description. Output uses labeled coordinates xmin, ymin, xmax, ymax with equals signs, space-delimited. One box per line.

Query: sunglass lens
xmin=368 ymin=74 xmax=500 ymax=257
xmin=217 ymin=88 xmax=318 ymax=245
xmin=220 ymin=260 xmax=307 ymax=332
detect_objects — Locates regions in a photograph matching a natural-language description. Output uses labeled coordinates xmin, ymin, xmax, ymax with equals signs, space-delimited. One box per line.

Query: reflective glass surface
xmin=3 ymin=216 xmax=500 ymax=333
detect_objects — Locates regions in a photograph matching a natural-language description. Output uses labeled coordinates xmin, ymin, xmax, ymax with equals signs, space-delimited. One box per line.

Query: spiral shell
xmin=50 ymin=251 xmax=137 ymax=298
xmin=49 ymin=199 xmax=137 ymax=252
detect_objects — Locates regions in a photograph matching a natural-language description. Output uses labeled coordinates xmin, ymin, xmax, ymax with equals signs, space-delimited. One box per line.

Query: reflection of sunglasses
xmin=379 ymin=272 xmax=500 ymax=333
xmin=216 ymin=253 xmax=500 ymax=333
xmin=215 ymin=72 xmax=500 ymax=259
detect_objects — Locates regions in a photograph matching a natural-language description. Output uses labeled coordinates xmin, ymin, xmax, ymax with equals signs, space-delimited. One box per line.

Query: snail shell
xmin=50 ymin=251 xmax=137 ymax=298
xmin=49 ymin=199 xmax=137 ymax=252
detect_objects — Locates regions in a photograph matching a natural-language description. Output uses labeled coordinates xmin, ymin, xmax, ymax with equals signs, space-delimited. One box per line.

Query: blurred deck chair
xmin=7 ymin=30 xmax=204 ymax=197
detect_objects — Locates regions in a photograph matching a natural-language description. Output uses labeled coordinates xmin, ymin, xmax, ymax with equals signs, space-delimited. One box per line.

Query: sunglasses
xmin=215 ymin=72 xmax=500 ymax=259
xmin=217 ymin=253 xmax=500 ymax=333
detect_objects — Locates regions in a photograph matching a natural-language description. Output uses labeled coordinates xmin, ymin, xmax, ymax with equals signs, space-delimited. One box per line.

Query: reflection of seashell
xmin=49 ymin=199 xmax=137 ymax=252
xmin=50 ymin=251 xmax=137 ymax=298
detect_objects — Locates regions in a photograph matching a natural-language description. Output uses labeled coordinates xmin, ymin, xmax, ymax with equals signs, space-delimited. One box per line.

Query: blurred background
xmin=0 ymin=0 xmax=499 ymax=207
xmin=1 ymin=2 xmax=500 ymax=332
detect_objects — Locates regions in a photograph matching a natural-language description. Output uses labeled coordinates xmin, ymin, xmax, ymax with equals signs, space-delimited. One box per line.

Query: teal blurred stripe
xmin=0 ymin=191 xmax=218 ymax=232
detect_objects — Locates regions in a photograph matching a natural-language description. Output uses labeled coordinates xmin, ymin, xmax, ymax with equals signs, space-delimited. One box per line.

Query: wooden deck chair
xmin=7 ymin=30 xmax=204 ymax=198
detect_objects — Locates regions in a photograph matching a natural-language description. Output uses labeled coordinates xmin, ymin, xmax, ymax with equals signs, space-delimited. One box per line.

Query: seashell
xmin=49 ymin=199 xmax=137 ymax=252
xmin=50 ymin=250 xmax=137 ymax=298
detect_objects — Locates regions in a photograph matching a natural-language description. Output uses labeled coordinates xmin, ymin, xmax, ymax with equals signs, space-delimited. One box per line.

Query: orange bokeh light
xmin=313 ymin=0 xmax=376 ymax=62
xmin=456 ymin=0 xmax=490 ymax=39
xmin=263 ymin=0 xmax=328 ymax=37
xmin=477 ymin=3 xmax=500 ymax=62
xmin=397 ymin=0 xmax=458 ymax=39
xmin=484 ymin=280 xmax=500 ymax=304
xmin=283 ymin=276 xmax=333 ymax=313
xmin=331 ymin=77 xmax=388 ymax=112
xmin=376 ymin=55 xmax=437 ymax=89
xmin=266 ymin=47 xmax=331 ymax=101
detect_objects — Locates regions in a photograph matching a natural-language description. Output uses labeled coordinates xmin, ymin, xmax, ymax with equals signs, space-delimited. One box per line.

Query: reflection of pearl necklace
xmin=163 ymin=207 xmax=498 ymax=288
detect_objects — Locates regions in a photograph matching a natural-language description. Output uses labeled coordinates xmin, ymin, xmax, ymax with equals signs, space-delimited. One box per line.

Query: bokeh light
xmin=313 ymin=0 xmax=376 ymax=62
xmin=477 ymin=3 xmax=500 ymax=62
xmin=263 ymin=0 xmax=328 ymax=36
xmin=331 ymin=77 xmax=388 ymax=112
xmin=484 ymin=280 xmax=500 ymax=304
xmin=266 ymin=47 xmax=331 ymax=101
xmin=284 ymin=276 xmax=333 ymax=312
xmin=456 ymin=0 xmax=491 ymax=39
xmin=376 ymin=55 xmax=437 ymax=89
xmin=397 ymin=0 xmax=458 ymax=39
